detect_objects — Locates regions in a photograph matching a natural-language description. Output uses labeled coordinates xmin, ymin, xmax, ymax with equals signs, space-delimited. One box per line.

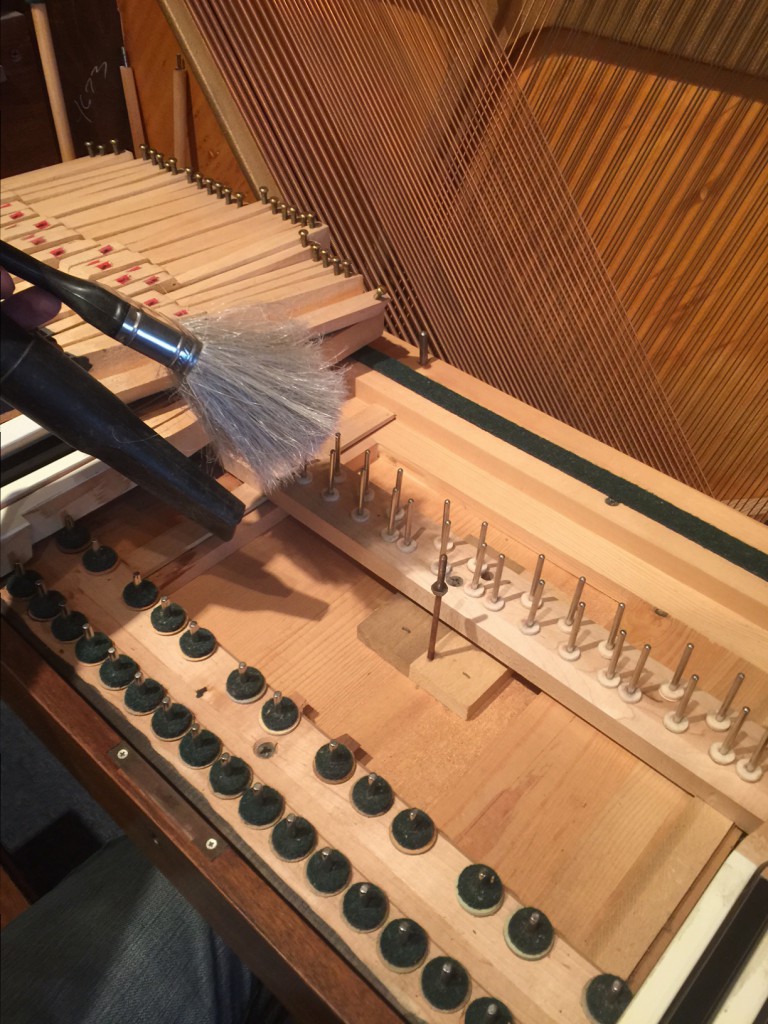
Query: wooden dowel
xmin=29 ymin=1 xmax=75 ymax=161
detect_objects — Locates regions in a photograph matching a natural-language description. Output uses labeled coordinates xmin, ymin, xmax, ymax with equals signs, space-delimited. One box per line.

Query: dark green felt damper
xmin=81 ymin=543 xmax=118 ymax=575
xmin=583 ymin=975 xmax=632 ymax=1024
xmin=179 ymin=727 xmax=222 ymax=768
xmin=151 ymin=598 xmax=187 ymax=635
xmin=457 ymin=864 xmax=504 ymax=916
xmin=271 ymin=815 xmax=316 ymax=861
xmin=342 ymin=882 xmax=388 ymax=932
xmin=4 ymin=565 xmax=41 ymax=599
xmin=351 ymin=774 xmax=394 ymax=817
xmin=379 ymin=918 xmax=428 ymax=973
xmin=226 ymin=664 xmax=266 ymax=703
xmin=505 ymin=907 xmax=554 ymax=960
xmin=465 ymin=996 xmax=513 ymax=1023
xmin=75 ymin=628 xmax=112 ymax=665
xmin=260 ymin=693 xmax=300 ymax=734
xmin=209 ymin=755 xmax=251 ymax=797
xmin=391 ymin=808 xmax=437 ymax=854
xmin=51 ymin=608 xmax=88 ymax=642
xmin=28 ymin=586 xmax=65 ymax=621
xmin=54 ymin=516 xmax=91 ymax=554
xmin=122 ymin=573 xmax=159 ymax=610
xmin=124 ymin=677 xmax=165 ymax=715
xmin=239 ymin=784 xmax=284 ymax=829
xmin=151 ymin=701 xmax=193 ymax=740
xmin=99 ymin=652 xmax=138 ymax=689
xmin=314 ymin=741 xmax=355 ymax=784
xmin=179 ymin=623 xmax=217 ymax=661
xmin=306 ymin=848 xmax=351 ymax=896
xmin=356 ymin=347 xmax=768 ymax=583
xmin=421 ymin=957 xmax=470 ymax=1012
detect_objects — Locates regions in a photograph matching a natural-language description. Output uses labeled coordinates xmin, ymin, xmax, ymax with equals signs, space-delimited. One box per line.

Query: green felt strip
xmin=356 ymin=348 xmax=768 ymax=582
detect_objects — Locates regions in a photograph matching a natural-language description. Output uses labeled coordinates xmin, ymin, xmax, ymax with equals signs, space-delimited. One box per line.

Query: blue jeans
xmin=1 ymin=836 xmax=292 ymax=1024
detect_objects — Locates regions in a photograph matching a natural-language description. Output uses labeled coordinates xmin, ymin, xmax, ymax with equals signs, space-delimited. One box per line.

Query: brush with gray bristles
xmin=0 ymin=240 xmax=346 ymax=487
xmin=176 ymin=304 xmax=345 ymax=488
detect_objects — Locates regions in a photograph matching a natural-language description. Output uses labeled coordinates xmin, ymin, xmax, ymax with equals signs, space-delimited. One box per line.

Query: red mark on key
xmin=9 ymin=211 xmax=24 ymax=219
xmin=116 ymin=274 xmax=131 ymax=284
xmin=144 ymin=298 xmax=159 ymax=306
xmin=99 ymin=244 xmax=114 ymax=254
xmin=50 ymin=247 xmax=65 ymax=257
xmin=144 ymin=275 xmax=159 ymax=285
xmin=34 ymin=220 xmax=50 ymax=229
xmin=174 ymin=309 xmax=189 ymax=316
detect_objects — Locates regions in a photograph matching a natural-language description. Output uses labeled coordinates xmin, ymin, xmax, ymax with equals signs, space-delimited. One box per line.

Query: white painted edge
xmin=711 ymin=926 xmax=768 ymax=1022
xmin=622 ymin=850 xmax=761 ymax=1023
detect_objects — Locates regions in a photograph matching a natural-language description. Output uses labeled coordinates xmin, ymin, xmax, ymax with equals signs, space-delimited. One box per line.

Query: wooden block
xmin=357 ymin=593 xmax=450 ymax=676
xmin=410 ymin=631 xmax=512 ymax=720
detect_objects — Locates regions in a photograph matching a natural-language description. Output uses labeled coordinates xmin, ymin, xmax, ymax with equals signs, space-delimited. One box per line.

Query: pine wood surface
xmin=2 ymin=491 xmax=738 ymax=1010
xmin=275 ymin=444 xmax=767 ymax=832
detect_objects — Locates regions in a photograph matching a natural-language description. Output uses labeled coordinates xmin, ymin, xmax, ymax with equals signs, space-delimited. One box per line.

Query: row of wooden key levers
xmin=272 ymin=450 xmax=768 ymax=835
xmin=2 ymin=520 xmax=629 ymax=1024
xmin=0 ymin=148 xmax=385 ymax=389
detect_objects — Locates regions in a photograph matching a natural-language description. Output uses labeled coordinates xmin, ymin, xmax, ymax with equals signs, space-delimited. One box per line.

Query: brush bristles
xmin=175 ymin=306 xmax=346 ymax=489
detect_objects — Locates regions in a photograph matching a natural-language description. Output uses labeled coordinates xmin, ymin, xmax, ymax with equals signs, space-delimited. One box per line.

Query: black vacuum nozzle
xmin=0 ymin=311 xmax=244 ymax=539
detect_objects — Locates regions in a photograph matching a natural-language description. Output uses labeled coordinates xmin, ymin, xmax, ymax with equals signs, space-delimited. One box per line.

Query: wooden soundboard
xmin=2 ymin=322 xmax=767 ymax=1022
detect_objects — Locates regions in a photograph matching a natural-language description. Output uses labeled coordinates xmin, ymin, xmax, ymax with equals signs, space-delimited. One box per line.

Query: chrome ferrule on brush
xmin=115 ymin=306 xmax=202 ymax=372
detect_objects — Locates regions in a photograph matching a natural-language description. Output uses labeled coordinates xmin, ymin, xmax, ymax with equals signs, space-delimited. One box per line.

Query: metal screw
xmin=205 ymin=838 xmax=218 ymax=851
xmin=116 ymin=748 xmax=129 ymax=761
xmin=256 ymin=741 xmax=276 ymax=759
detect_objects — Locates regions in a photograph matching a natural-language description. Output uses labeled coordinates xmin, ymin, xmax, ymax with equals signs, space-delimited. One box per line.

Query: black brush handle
xmin=0 ymin=311 xmax=244 ymax=539
xmin=0 ymin=239 xmax=129 ymax=337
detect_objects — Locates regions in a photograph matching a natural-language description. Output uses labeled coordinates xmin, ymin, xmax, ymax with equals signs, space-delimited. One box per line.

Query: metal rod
xmin=488 ymin=554 xmax=505 ymax=603
xmin=626 ymin=643 xmax=651 ymax=696
xmin=427 ymin=554 xmax=448 ymax=661
xmin=565 ymin=601 xmax=586 ymax=653
xmin=470 ymin=543 xmax=487 ymax=590
xmin=528 ymin=554 xmax=545 ymax=602
xmin=564 ymin=576 xmax=586 ymax=627
xmin=745 ymin=729 xmax=768 ymax=772
xmin=718 ymin=706 xmax=750 ymax=756
xmin=605 ymin=602 xmax=625 ymax=650
xmin=714 ymin=672 xmax=745 ymax=723
xmin=606 ymin=629 xmax=627 ymax=680
xmin=669 ymin=643 xmax=694 ymax=693
xmin=672 ymin=674 xmax=699 ymax=724
xmin=402 ymin=498 xmax=414 ymax=546
xmin=525 ymin=579 xmax=545 ymax=629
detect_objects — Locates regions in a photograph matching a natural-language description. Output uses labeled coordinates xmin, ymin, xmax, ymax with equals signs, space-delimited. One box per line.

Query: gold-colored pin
xmin=381 ymin=488 xmax=399 ymax=543
xmin=322 ymin=449 xmax=339 ymax=502
xmin=397 ymin=498 xmax=417 ymax=553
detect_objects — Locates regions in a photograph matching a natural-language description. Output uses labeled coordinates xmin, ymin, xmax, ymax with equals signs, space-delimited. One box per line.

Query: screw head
xmin=205 ymin=838 xmax=218 ymax=851
xmin=255 ymin=741 xmax=276 ymax=759
xmin=116 ymin=748 xmax=129 ymax=761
